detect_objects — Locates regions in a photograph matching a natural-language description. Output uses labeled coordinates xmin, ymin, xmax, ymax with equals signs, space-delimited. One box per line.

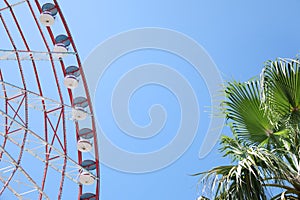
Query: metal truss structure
xmin=0 ymin=0 xmax=100 ymax=199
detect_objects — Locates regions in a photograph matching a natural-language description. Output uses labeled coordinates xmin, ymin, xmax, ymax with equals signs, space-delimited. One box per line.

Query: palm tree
xmin=197 ymin=58 xmax=300 ymax=200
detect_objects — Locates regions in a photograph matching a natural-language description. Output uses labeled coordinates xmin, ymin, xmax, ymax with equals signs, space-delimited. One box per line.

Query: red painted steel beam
xmin=0 ymin=2 xmax=28 ymax=195
xmin=0 ymin=70 xmax=8 ymax=161
xmin=51 ymin=1 xmax=101 ymax=198
xmin=25 ymin=1 xmax=69 ymax=198
xmin=1 ymin=1 xmax=67 ymax=198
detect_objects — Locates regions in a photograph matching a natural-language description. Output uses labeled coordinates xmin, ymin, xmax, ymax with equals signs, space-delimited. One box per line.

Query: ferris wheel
xmin=0 ymin=0 xmax=100 ymax=199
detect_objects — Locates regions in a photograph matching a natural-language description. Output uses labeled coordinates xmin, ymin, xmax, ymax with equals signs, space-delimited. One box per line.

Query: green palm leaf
xmin=224 ymin=80 xmax=275 ymax=145
xmin=261 ymin=59 xmax=300 ymax=124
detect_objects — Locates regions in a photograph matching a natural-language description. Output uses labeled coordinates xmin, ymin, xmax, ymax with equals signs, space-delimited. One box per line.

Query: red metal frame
xmin=0 ymin=0 xmax=100 ymax=199
xmin=0 ymin=4 xmax=29 ymax=195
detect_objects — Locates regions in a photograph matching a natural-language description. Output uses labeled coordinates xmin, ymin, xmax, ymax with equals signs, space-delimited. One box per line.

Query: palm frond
xmin=199 ymin=139 xmax=299 ymax=199
xmin=261 ymin=59 xmax=300 ymax=125
xmin=224 ymin=80 xmax=275 ymax=145
xmin=198 ymin=56 xmax=300 ymax=199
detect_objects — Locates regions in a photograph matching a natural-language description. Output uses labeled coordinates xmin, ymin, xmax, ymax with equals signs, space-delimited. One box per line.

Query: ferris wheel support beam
xmin=1 ymin=1 xmax=100 ymax=198
xmin=0 ymin=108 xmax=97 ymax=184
xmin=0 ymin=0 xmax=27 ymax=12
xmin=0 ymin=70 xmax=9 ymax=161
xmin=0 ymin=4 xmax=29 ymax=196
xmin=0 ymin=145 xmax=50 ymax=199
xmin=0 ymin=49 xmax=76 ymax=61
xmin=25 ymin=2 xmax=70 ymax=198
xmin=0 ymin=175 xmax=20 ymax=199
xmin=2 ymin=1 xmax=70 ymax=198
xmin=0 ymin=81 xmax=92 ymax=120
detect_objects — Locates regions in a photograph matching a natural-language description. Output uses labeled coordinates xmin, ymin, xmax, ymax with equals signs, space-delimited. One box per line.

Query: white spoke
xmin=0 ymin=49 xmax=76 ymax=61
xmin=0 ymin=109 xmax=97 ymax=184
xmin=0 ymin=81 xmax=92 ymax=120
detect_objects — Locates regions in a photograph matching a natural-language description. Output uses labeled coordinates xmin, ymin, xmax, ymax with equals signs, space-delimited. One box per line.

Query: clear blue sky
xmin=2 ymin=0 xmax=300 ymax=199
xmin=61 ymin=1 xmax=300 ymax=200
